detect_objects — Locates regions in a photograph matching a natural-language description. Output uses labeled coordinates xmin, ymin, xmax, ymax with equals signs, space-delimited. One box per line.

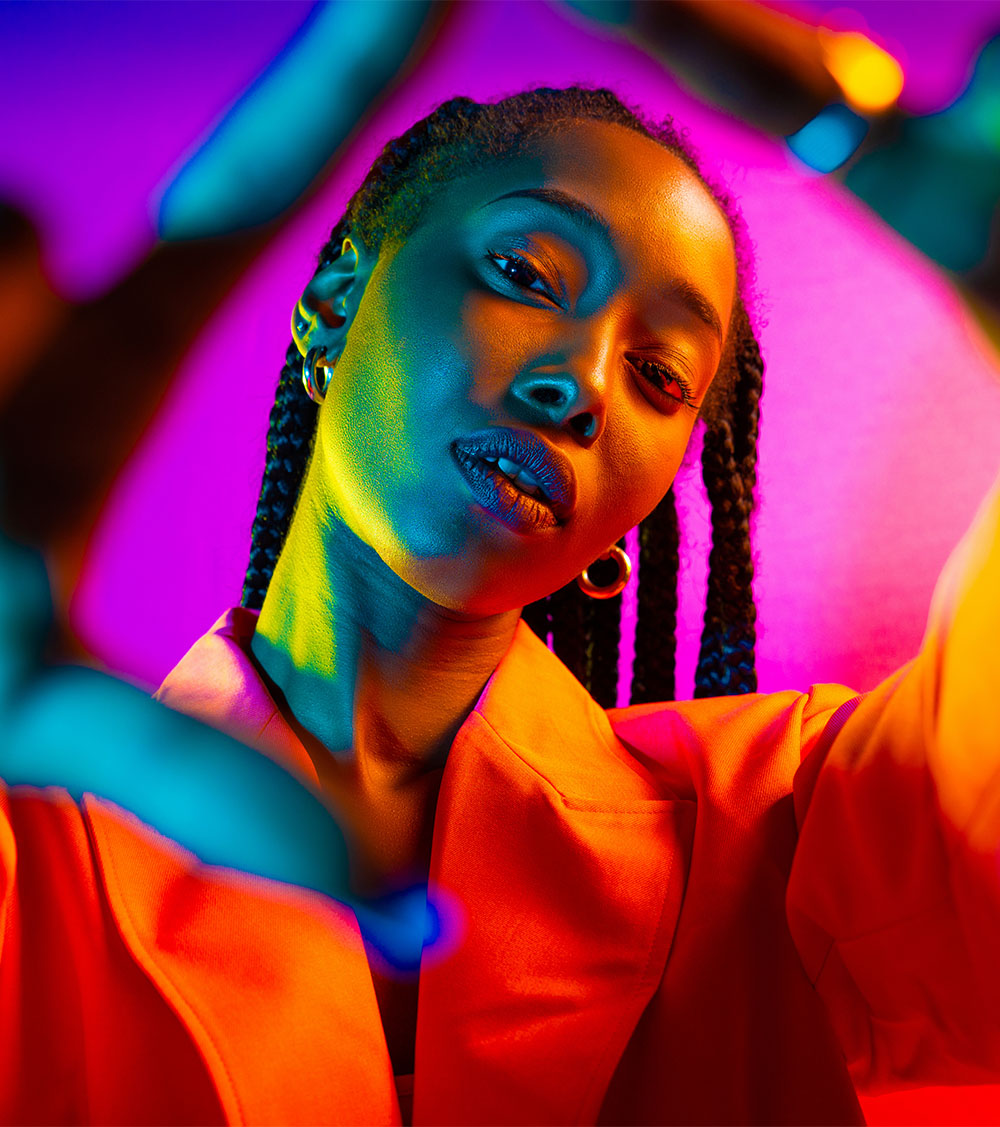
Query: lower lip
xmin=451 ymin=446 xmax=559 ymax=533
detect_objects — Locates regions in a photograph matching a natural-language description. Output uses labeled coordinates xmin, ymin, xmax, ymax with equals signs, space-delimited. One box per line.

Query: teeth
xmin=496 ymin=456 xmax=543 ymax=494
xmin=480 ymin=454 xmax=546 ymax=500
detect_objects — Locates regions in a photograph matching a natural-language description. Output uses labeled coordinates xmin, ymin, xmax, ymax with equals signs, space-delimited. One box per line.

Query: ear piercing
xmin=577 ymin=544 xmax=632 ymax=599
xmin=294 ymin=297 xmax=336 ymax=404
xmin=302 ymin=346 xmax=335 ymax=405
xmin=291 ymin=299 xmax=315 ymax=354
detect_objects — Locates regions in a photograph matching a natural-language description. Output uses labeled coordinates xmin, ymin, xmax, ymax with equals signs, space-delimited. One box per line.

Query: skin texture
xmin=252 ymin=121 xmax=737 ymax=900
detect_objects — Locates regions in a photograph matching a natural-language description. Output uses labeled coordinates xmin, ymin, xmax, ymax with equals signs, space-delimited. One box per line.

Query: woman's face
xmin=310 ymin=119 xmax=737 ymax=615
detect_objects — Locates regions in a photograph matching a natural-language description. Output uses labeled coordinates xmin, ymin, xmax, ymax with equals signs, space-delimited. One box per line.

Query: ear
xmin=291 ymin=236 xmax=374 ymax=359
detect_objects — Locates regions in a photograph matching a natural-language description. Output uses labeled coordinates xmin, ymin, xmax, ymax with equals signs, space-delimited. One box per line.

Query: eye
xmin=485 ymin=250 xmax=560 ymax=304
xmin=633 ymin=358 xmax=696 ymax=408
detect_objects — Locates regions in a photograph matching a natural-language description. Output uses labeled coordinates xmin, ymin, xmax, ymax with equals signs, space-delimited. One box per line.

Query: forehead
xmin=410 ymin=119 xmax=737 ymax=322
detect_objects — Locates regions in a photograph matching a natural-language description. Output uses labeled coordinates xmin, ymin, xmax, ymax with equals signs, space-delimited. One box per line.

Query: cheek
xmin=315 ymin=297 xmax=467 ymax=555
xmin=330 ymin=275 xmax=465 ymax=455
xmin=322 ymin=330 xmax=414 ymax=509
xmin=593 ymin=407 xmax=693 ymax=535
xmin=453 ymin=286 xmax=561 ymax=404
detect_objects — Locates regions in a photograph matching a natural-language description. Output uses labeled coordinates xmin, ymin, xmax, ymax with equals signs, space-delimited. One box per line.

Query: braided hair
xmin=243 ymin=86 xmax=763 ymax=708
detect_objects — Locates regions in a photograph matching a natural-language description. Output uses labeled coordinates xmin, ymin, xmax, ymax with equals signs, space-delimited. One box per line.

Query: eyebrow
xmin=484 ymin=187 xmax=725 ymax=344
xmin=664 ymin=278 xmax=724 ymax=344
xmin=486 ymin=187 xmax=611 ymax=237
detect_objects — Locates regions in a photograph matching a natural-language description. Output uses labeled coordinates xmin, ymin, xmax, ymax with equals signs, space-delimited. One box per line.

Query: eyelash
xmin=486 ymin=249 xmax=696 ymax=410
xmin=486 ymin=249 xmax=557 ymax=301
xmin=632 ymin=358 xmax=697 ymax=409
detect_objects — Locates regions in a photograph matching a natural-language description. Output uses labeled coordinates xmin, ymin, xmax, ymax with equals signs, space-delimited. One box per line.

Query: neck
xmin=251 ymin=486 xmax=521 ymax=797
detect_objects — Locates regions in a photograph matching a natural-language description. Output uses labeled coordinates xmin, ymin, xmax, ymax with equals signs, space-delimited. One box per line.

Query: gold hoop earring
xmin=577 ymin=544 xmax=632 ymax=600
xmin=302 ymin=345 xmax=334 ymax=404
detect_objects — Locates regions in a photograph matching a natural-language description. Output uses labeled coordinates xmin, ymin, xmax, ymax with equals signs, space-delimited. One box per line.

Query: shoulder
xmin=155 ymin=606 xmax=286 ymax=751
xmin=605 ymin=684 xmax=860 ymax=808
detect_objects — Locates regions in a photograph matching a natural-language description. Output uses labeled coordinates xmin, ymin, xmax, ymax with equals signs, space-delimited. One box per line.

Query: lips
xmin=451 ymin=427 xmax=577 ymax=530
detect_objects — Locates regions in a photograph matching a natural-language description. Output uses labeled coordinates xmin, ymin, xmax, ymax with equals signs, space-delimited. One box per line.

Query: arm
xmin=786 ymin=470 xmax=1000 ymax=1090
xmin=156 ymin=0 xmax=441 ymax=240
xmin=560 ymin=0 xmax=844 ymax=135
xmin=0 ymin=530 xmax=431 ymax=972
xmin=0 ymin=1 xmax=445 ymax=601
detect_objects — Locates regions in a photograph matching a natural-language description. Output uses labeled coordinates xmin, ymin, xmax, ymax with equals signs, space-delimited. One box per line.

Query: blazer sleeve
xmin=785 ymin=470 xmax=1000 ymax=1093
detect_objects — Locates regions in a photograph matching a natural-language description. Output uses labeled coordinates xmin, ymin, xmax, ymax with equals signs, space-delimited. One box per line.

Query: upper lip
xmin=451 ymin=427 xmax=577 ymax=521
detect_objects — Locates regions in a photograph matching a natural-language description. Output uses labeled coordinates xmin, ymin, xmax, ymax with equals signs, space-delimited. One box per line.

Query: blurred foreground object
xmin=0 ymin=524 xmax=437 ymax=970
xmin=564 ymin=0 xmax=900 ymax=136
xmin=817 ymin=23 xmax=903 ymax=114
xmin=0 ymin=0 xmax=442 ymax=637
xmin=563 ymin=0 xmax=1000 ymax=345
xmin=157 ymin=0 xmax=439 ymax=239
xmin=844 ymin=34 xmax=1000 ymax=347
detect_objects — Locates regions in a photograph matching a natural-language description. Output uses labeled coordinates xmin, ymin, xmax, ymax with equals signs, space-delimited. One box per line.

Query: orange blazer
xmin=2 ymin=478 xmax=1000 ymax=1124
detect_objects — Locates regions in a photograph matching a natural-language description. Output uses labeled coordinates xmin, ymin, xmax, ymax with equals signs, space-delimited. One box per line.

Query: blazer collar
xmin=116 ymin=608 xmax=695 ymax=1124
xmin=417 ymin=619 xmax=694 ymax=1124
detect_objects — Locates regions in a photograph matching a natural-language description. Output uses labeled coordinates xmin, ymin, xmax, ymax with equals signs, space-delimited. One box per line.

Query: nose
xmin=505 ymin=362 xmax=607 ymax=444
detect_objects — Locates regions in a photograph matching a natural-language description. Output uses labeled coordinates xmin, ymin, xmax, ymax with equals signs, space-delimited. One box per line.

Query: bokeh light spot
xmin=785 ymin=103 xmax=870 ymax=173
xmin=820 ymin=28 xmax=905 ymax=113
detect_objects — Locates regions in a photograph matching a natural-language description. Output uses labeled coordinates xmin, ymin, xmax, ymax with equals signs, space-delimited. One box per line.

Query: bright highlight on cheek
xmin=321 ymin=358 xmax=417 ymax=560
xmin=601 ymin=424 xmax=682 ymax=533
xmin=327 ymin=309 xmax=479 ymax=570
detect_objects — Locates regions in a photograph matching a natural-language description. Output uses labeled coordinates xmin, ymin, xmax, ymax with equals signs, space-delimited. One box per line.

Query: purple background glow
xmin=4 ymin=2 xmax=1000 ymax=1121
xmin=13 ymin=0 xmax=993 ymax=699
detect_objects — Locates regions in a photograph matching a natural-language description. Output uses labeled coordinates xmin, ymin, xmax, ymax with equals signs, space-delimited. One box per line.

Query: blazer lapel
xmin=92 ymin=608 xmax=401 ymax=1124
xmin=110 ymin=610 xmax=693 ymax=1125
xmin=416 ymin=622 xmax=695 ymax=1125
xmin=84 ymin=794 xmax=400 ymax=1126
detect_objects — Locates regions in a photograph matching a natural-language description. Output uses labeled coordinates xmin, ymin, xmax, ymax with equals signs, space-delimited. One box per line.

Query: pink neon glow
xmin=65 ymin=3 xmax=1000 ymax=708
xmin=5 ymin=3 xmax=1000 ymax=1123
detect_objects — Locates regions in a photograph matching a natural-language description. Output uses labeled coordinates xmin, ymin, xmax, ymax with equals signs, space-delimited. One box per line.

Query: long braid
xmin=547 ymin=581 xmax=589 ymax=686
xmin=520 ymin=597 xmax=551 ymax=645
xmin=731 ymin=308 xmax=763 ymax=471
xmin=242 ymin=217 xmax=351 ymax=609
xmin=521 ymin=542 xmax=623 ymax=708
xmin=630 ymin=489 xmax=680 ymax=704
xmin=242 ymin=341 xmax=319 ymax=610
xmin=694 ymin=306 xmax=762 ymax=697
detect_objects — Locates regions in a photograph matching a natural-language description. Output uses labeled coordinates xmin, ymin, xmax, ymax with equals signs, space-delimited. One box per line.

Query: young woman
xmin=3 ymin=87 xmax=998 ymax=1126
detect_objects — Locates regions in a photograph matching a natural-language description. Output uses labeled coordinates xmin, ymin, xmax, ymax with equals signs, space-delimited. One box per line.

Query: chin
xmin=404 ymin=565 xmax=534 ymax=618
xmin=392 ymin=549 xmax=560 ymax=619
xmin=363 ymin=500 xmax=581 ymax=616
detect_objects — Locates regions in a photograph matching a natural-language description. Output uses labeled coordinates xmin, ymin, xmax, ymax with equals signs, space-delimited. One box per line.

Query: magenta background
xmin=2 ymin=0 xmax=999 ymax=706
xmin=4 ymin=0 xmax=1000 ymax=707
xmin=4 ymin=2 xmax=1000 ymax=1120
xmin=6 ymin=0 xmax=993 ymax=704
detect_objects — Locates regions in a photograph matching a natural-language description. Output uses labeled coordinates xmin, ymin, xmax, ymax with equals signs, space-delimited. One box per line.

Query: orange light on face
xmin=819 ymin=28 xmax=905 ymax=114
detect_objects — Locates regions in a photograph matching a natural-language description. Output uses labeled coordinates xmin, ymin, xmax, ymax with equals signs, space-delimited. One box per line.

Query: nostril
xmin=530 ymin=386 xmax=566 ymax=407
xmin=570 ymin=412 xmax=597 ymax=439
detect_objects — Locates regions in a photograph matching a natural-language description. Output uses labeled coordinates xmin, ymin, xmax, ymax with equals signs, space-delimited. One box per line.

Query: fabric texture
xmin=2 ymin=476 xmax=1000 ymax=1124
